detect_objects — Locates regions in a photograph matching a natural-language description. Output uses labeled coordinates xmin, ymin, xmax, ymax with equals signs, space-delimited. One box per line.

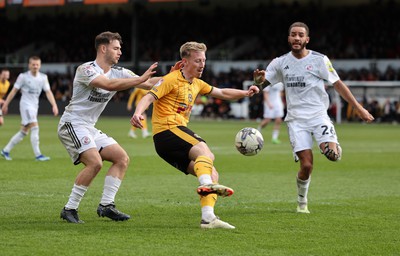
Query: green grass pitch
xmin=0 ymin=115 xmax=399 ymax=255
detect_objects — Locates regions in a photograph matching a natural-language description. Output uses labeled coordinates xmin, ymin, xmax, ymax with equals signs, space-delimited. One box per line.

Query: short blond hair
xmin=180 ymin=42 xmax=207 ymax=59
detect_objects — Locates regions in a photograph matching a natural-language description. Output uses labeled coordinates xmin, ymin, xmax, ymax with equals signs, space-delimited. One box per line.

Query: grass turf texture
xmin=0 ymin=115 xmax=399 ymax=255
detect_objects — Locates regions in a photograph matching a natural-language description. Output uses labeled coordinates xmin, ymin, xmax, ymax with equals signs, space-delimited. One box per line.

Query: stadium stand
xmin=1 ymin=0 xmax=400 ymax=122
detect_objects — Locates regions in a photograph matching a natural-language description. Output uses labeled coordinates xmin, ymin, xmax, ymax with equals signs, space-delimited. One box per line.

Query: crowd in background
xmin=45 ymin=66 xmax=400 ymax=124
xmin=1 ymin=0 xmax=400 ymax=123
xmin=1 ymin=1 xmax=400 ymax=62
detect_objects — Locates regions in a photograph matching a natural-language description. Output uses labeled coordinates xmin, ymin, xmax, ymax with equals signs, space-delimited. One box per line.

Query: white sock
xmin=272 ymin=129 xmax=279 ymax=140
xmin=4 ymin=130 xmax=27 ymax=152
xmin=201 ymin=206 xmax=216 ymax=222
xmin=100 ymin=176 xmax=121 ymax=205
xmin=30 ymin=126 xmax=41 ymax=157
xmin=296 ymin=176 xmax=311 ymax=206
xmin=142 ymin=129 xmax=149 ymax=137
xmin=65 ymin=184 xmax=88 ymax=210
xmin=198 ymin=174 xmax=213 ymax=185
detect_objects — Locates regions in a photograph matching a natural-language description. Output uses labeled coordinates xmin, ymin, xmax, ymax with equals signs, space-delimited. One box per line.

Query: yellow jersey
xmin=149 ymin=70 xmax=213 ymax=135
xmin=0 ymin=79 xmax=10 ymax=99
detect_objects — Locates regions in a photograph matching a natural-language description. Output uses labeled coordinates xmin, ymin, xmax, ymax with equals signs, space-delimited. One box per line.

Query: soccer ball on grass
xmin=235 ymin=127 xmax=264 ymax=156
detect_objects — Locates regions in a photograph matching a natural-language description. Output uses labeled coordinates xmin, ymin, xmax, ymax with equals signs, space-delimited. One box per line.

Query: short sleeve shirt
xmin=265 ymin=50 xmax=340 ymax=121
xmin=149 ymin=70 xmax=213 ymax=135
xmin=60 ymin=61 xmax=138 ymax=126
xmin=14 ymin=71 xmax=51 ymax=109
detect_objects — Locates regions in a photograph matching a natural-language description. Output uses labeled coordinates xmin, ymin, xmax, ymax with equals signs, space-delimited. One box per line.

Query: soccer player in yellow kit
xmin=127 ymin=88 xmax=150 ymax=138
xmin=0 ymin=68 xmax=11 ymax=126
xmin=130 ymin=41 xmax=259 ymax=229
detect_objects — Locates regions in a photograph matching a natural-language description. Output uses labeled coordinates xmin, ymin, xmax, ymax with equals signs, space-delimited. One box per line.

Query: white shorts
xmin=287 ymin=116 xmax=339 ymax=153
xmin=263 ymin=103 xmax=284 ymax=119
xmin=58 ymin=122 xmax=117 ymax=165
xmin=20 ymin=105 xmax=38 ymax=126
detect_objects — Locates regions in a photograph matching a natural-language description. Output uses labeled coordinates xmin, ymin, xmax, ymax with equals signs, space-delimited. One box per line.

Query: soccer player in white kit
xmin=254 ymin=22 xmax=374 ymax=213
xmin=1 ymin=56 xmax=58 ymax=161
xmin=257 ymin=82 xmax=284 ymax=144
xmin=58 ymin=31 xmax=158 ymax=223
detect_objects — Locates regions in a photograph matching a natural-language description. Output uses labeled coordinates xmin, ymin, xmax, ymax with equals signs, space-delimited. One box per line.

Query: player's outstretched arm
xmin=92 ymin=62 xmax=158 ymax=91
xmin=210 ymin=85 xmax=259 ymax=101
xmin=333 ymin=80 xmax=374 ymax=123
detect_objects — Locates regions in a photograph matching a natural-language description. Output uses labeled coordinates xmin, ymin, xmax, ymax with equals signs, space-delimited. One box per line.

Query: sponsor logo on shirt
xmin=285 ymin=75 xmax=306 ymax=87
xmin=87 ymin=88 xmax=111 ymax=103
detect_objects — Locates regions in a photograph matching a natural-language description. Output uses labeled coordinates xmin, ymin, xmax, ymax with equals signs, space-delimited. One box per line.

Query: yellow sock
xmin=200 ymin=194 xmax=217 ymax=221
xmin=200 ymin=194 xmax=217 ymax=208
xmin=142 ymin=116 xmax=148 ymax=130
xmin=194 ymin=156 xmax=213 ymax=177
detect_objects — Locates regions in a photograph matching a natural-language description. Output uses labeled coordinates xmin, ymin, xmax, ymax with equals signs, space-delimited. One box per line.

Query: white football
xmin=235 ymin=127 xmax=264 ymax=156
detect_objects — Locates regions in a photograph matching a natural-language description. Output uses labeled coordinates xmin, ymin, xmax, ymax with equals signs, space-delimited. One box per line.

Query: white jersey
xmin=14 ymin=71 xmax=51 ymax=110
xmin=263 ymin=82 xmax=283 ymax=106
xmin=60 ymin=61 xmax=138 ymax=126
xmin=265 ymin=50 xmax=340 ymax=121
xmin=263 ymin=82 xmax=284 ymax=119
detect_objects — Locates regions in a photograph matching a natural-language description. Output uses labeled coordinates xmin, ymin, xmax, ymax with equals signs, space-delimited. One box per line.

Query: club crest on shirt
xmin=81 ymin=136 xmax=91 ymax=145
xmin=306 ymin=65 xmax=313 ymax=71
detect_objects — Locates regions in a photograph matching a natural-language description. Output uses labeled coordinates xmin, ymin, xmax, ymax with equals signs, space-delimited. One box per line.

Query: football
xmin=235 ymin=127 xmax=264 ymax=156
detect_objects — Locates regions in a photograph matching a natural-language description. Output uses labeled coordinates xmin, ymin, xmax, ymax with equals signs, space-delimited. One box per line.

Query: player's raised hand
xmin=139 ymin=62 xmax=158 ymax=82
xmin=253 ymin=69 xmax=265 ymax=85
xmin=247 ymin=85 xmax=260 ymax=97
xmin=130 ymin=114 xmax=144 ymax=129
xmin=169 ymin=60 xmax=184 ymax=72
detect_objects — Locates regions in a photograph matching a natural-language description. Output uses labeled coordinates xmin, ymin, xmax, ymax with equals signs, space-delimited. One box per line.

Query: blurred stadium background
xmin=1 ymin=0 xmax=400 ymax=123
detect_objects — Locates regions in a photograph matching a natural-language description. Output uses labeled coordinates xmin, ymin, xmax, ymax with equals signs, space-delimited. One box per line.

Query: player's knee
xmin=115 ymin=153 xmax=130 ymax=171
xmin=322 ymin=146 xmax=340 ymax=162
xmin=89 ymin=161 xmax=103 ymax=174
xmin=324 ymin=150 xmax=339 ymax=161
xmin=301 ymin=162 xmax=313 ymax=174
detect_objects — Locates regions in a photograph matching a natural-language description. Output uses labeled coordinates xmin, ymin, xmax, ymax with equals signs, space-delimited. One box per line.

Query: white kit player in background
xmin=1 ymin=56 xmax=58 ymax=161
xmin=58 ymin=31 xmax=159 ymax=224
xmin=257 ymin=82 xmax=284 ymax=144
xmin=253 ymin=22 xmax=374 ymax=214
